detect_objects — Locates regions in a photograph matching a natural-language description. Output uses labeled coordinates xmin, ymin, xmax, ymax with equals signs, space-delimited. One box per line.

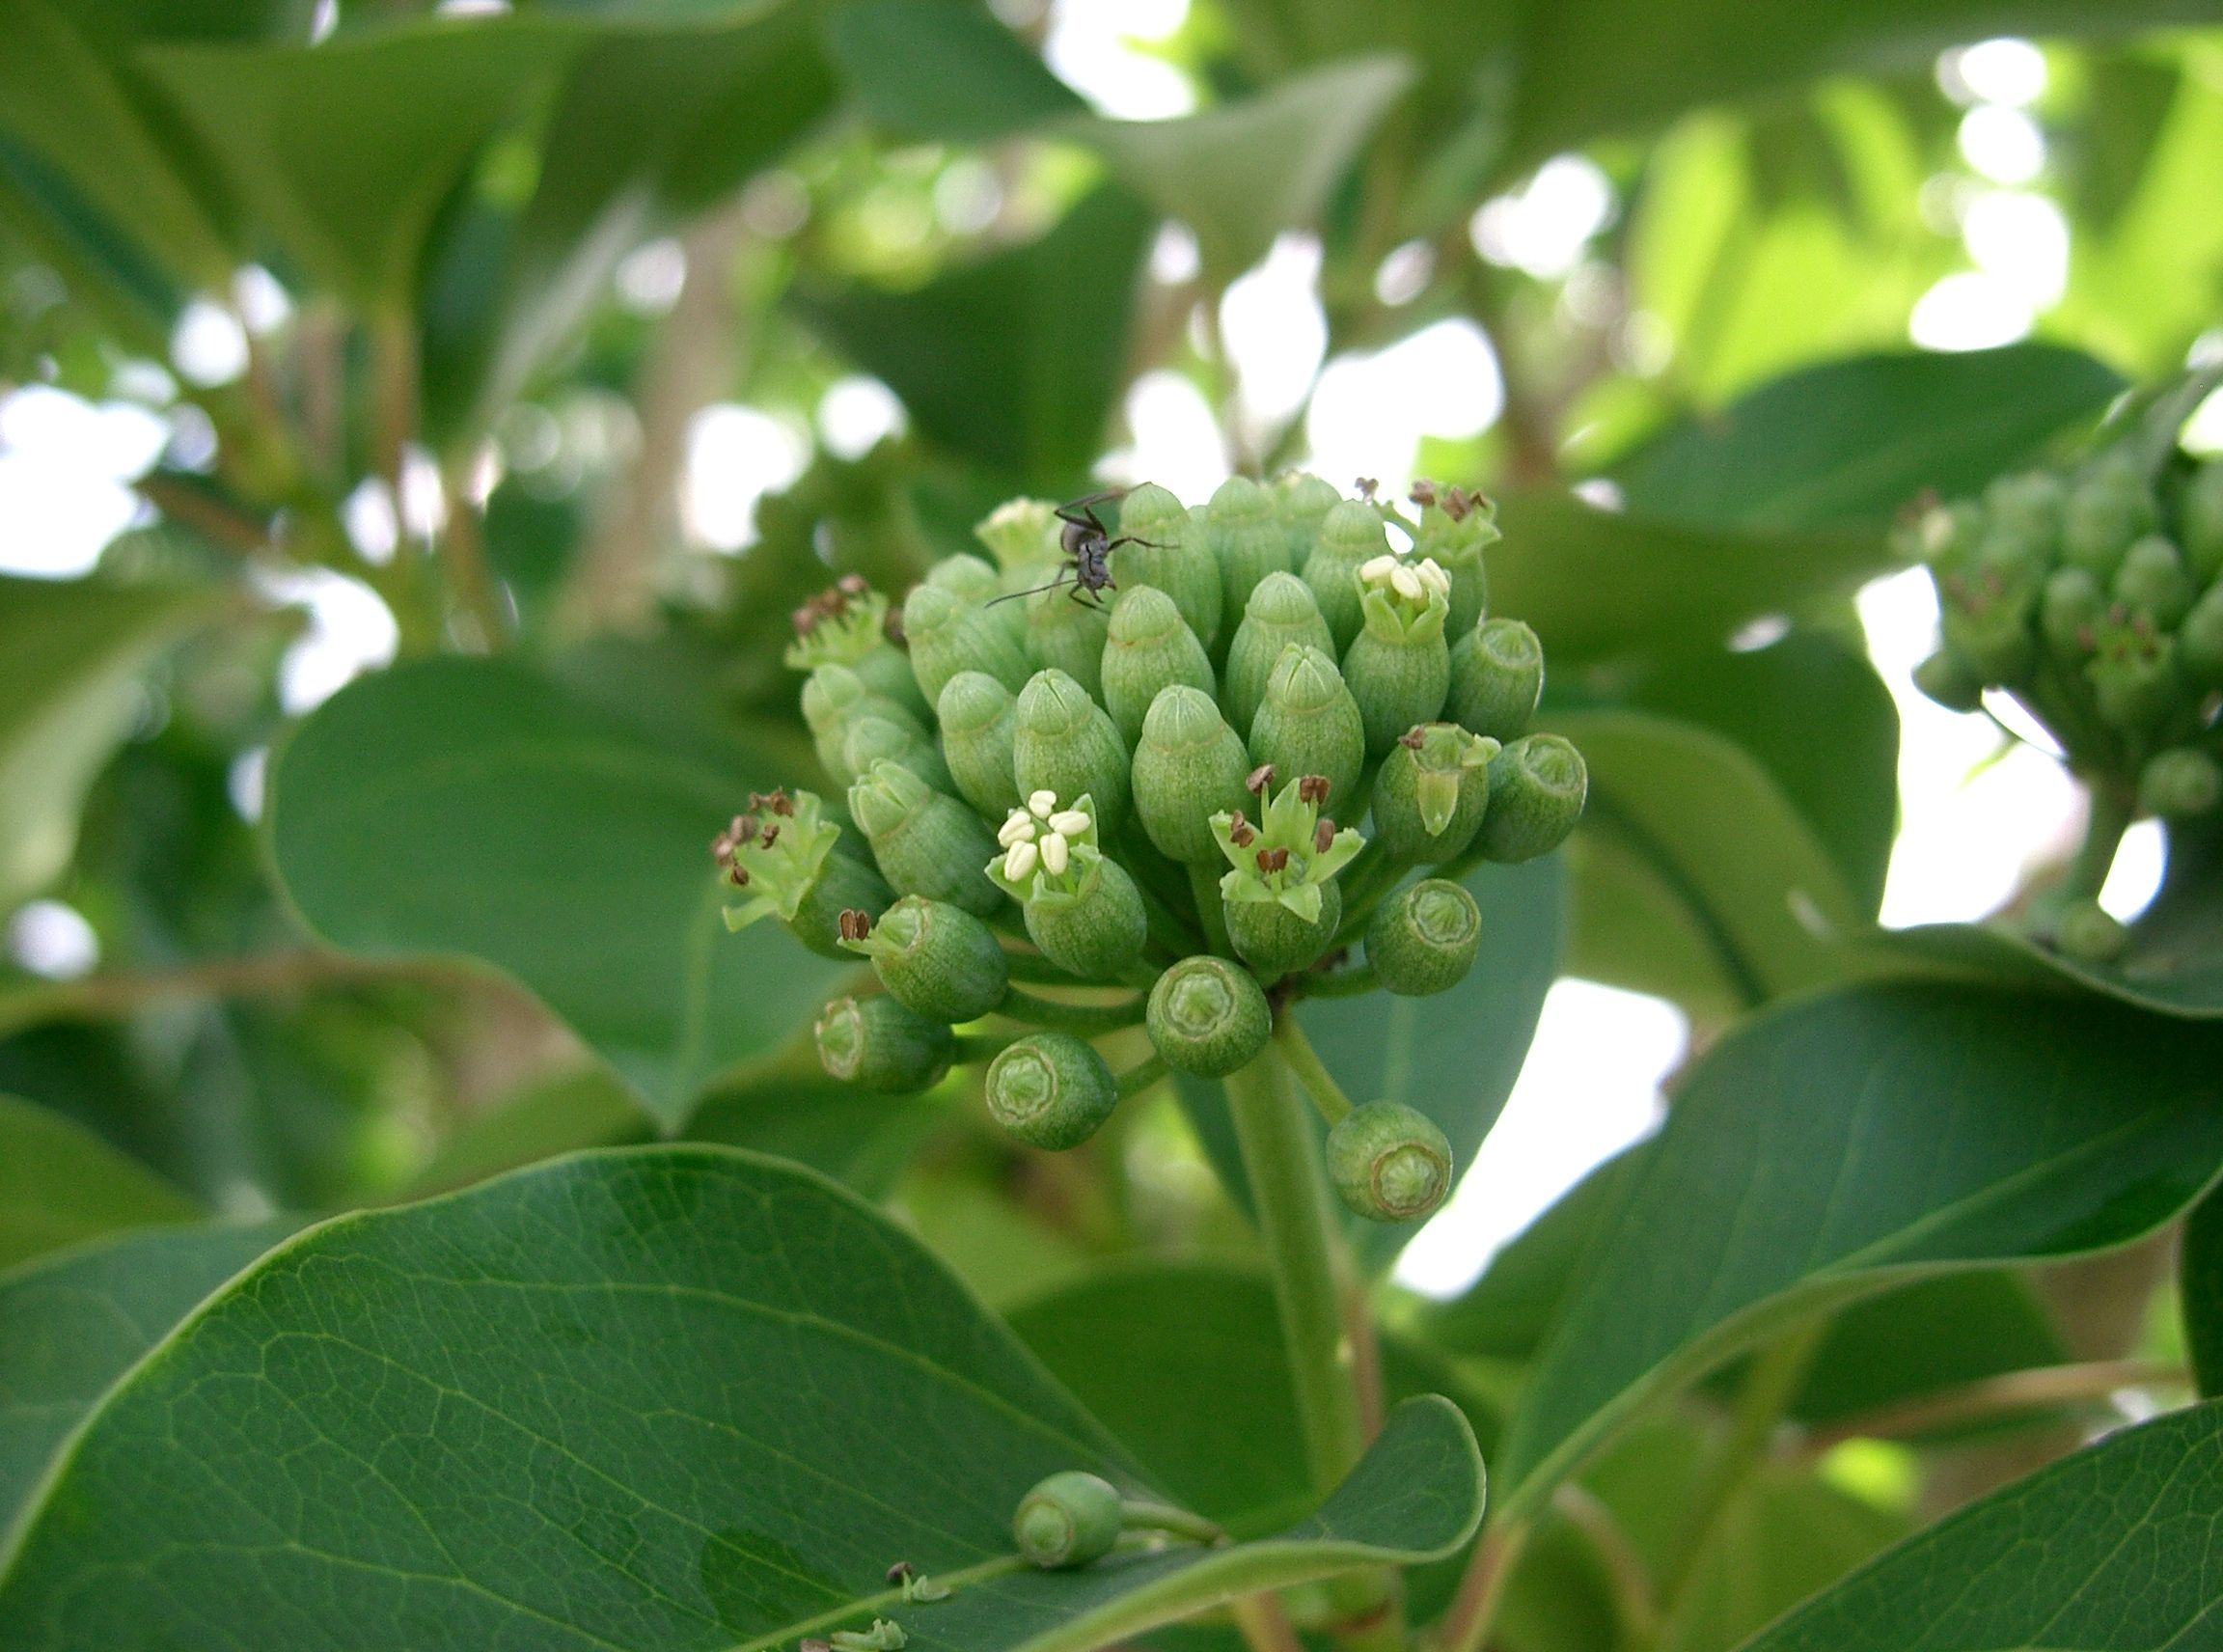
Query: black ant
xmin=988 ymin=489 xmax=1166 ymax=610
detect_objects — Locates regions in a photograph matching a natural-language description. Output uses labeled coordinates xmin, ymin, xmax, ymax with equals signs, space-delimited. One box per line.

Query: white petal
xmin=1028 ymin=788 xmax=1057 ymax=817
xmin=1047 ymin=809 xmax=1091 ymax=836
xmin=1004 ymin=839 xmax=1039 ymax=880
xmin=997 ymin=811 xmax=1037 ymax=846
xmin=1041 ymin=831 xmax=1070 ymax=875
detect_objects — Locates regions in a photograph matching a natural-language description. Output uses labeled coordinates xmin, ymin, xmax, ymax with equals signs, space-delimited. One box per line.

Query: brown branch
xmin=135 ymin=476 xmax=272 ymax=555
xmin=1795 ymin=1361 xmax=2188 ymax=1457
xmin=0 ymin=950 xmax=479 ymax=1038
xmin=1229 ymin=1593 xmax=1306 ymax=1652
xmin=1434 ymin=1520 xmax=1527 ymax=1652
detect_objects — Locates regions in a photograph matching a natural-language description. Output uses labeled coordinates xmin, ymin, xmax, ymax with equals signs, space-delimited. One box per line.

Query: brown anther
xmin=1398 ymin=728 xmax=1426 ymax=751
xmin=1355 ymin=477 xmax=1379 ymax=500
xmin=838 ymin=909 xmax=873 ymax=944
xmin=711 ymin=814 xmax=759 ymax=864
xmin=1256 ymin=846 xmax=1290 ymax=875
xmin=759 ymin=823 xmax=781 ymax=850
xmin=728 ymin=865 xmax=750 ymax=888
xmin=755 ymin=788 xmax=795 ymax=816
xmin=1297 ymin=774 xmax=1331 ymax=805
xmin=792 ymin=604 xmax=819 ymax=637
xmin=1409 ymin=480 xmax=1439 ymax=508
xmin=1227 ymin=812 xmax=1256 ymax=848
xmin=839 ymin=572 xmax=868 ymax=597
xmin=1314 ymin=818 xmax=1338 ymax=854
xmin=885 ymin=1560 xmax=916 ymax=1586
xmin=2077 ymin=624 xmax=2096 ymax=651
xmin=1246 ymin=762 xmax=1275 ymax=796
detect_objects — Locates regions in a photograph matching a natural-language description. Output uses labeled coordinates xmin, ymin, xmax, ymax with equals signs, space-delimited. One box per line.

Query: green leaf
xmin=142 ymin=16 xmax=581 ymax=306
xmin=1494 ymin=981 xmax=2223 ymax=1516
xmin=0 ymin=574 xmax=224 ymax=914
xmin=1299 ymin=854 xmax=1562 ymax=1259
xmin=1551 ymin=708 xmax=1863 ymax=1016
xmin=0 ymin=1095 xmax=199 ymax=1273
xmin=1487 ymin=489 xmax=1891 ymax=665
xmin=1071 ymin=55 xmax=1414 ymax=282
xmin=1610 ymin=344 xmax=2127 ymax=534
xmin=0 ymin=1218 xmax=294 ymax=1529
xmin=1008 ymin=1260 xmax=1495 ymax=1537
xmin=1734 ymin=1399 xmax=2223 ymax=1652
xmin=267 ymin=657 xmax=847 ymax=1130
xmin=821 ymin=0 xmax=1084 ymax=144
xmin=0 ymin=1147 xmax=1485 ymax=1650
xmin=2184 ymin=1181 xmax=2223 ymax=1400
xmin=793 ymin=184 xmax=1156 ymax=490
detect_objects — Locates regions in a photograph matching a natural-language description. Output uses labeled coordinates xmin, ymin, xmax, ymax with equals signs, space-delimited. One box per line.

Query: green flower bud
xmin=926 ymin=551 xmax=1002 ymax=602
xmin=2182 ymin=585 xmax=2223 ymax=686
xmin=785 ymin=577 xmax=929 ymax=720
xmin=1276 ymin=472 xmax=1343 ymax=566
xmin=803 ymin=663 xmax=930 ymax=785
xmin=2040 ymin=566 xmax=2105 ymax=659
xmin=1327 ymin=1100 xmax=1453 ymax=1222
xmin=1984 ymin=469 xmax=2067 ymax=551
xmin=2054 ymin=897 xmax=2128 ymax=965
xmin=1205 ymin=475 xmax=1296 ymax=625
xmin=716 ymin=789 xmax=892 ymax=957
xmin=1372 ymin=724 xmax=1497 ymax=863
xmin=937 ymin=671 xmax=1024 ymax=816
xmin=2182 ymin=461 xmax=2223 ymax=585
xmin=849 ymin=759 xmax=1004 ymax=915
xmin=2114 ymin=534 xmax=2195 ymax=627
xmin=1910 ymin=499 xmax=1987 ymax=568
xmin=1116 ymin=483 xmax=1223 ymax=653
xmin=1213 ymin=773 xmax=1362 ymax=976
xmin=1014 ymin=1471 xmax=1124 ymax=1568
xmin=1343 ymin=554 xmax=1452 ymax=756
xmin=1911 ymin=648 xmax=1987 ymax=713
xmin=1146 ymin=954 xmax=1272 ymax=1077
xmin=1367 ymin=878 xmax=1482 ymax=996
xmin=2086 ymin=620 xmax=2179 ymax=733
xmin=902 ymin=579 xmax=1031 ymax=702
xmin=1134 ymin=685 xmax=1255 ymax=865
xmin=839 ymin=895 xmax=1009 ymax=1023
xmin=1247 ymin=645 xmax=1366 ymax=811
xmin=2060 ymin=460 xmax=2154 ymax=579
xmin=986 ymin=1032 xmax=1119 ymax=1150
xmin=1102 ymin=585 xmax=1216 ymax=749
xmin=814 ymin=994 xmax=953 ymax=1093
xmin=1303 ymin=499 xmax=1391 ymax=651
xmin=1936 ymin=564 xmax=2037 ymax=683
xmin=1447 ymin=617 xmax=1543 ymax=742
xmin=1409 ymin=482 xmax=1497 ymax=638
xmin=843 ymin=713 xmax=955 ymax=796
xmin=975 ymin=498 xmax=1061 ymax=571
xmin=1224 ymin=572 xmax=1334 ymax=736
xmin=984 ymin=791 xmax=1149 ymax=979
xmin=1022 ymin=582 xmax=1112 ymax=701
xmin=1014 ymin=669 xmax=1132 ymax=832
xmin=1472 ymin=733 xmax=1587 ymax=863
xmin=2140 ymin=748 xmax=2222 ymax=818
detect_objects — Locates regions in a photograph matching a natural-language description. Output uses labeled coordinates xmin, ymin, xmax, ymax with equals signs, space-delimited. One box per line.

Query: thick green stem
xmin=1122 ymin=1499 xmax=1226 ymax=1547
xmin=1299 ymin=961 xmax=1378 ymax=999
xmin=2065 ymin=783 xmax=2135 ymax=903
xmin=1274 ymin=1018 xmax=1355 ymax=1124
xmin=1116 ymin=1055 xmax=1170 ymax=1100
xmin=1222 ymin=1050 xmax=1367 ymax=1492
xmin=998 ymin=986 xmax=1143 ymax=1035
xmin=1188 ymin=861 xmax=1235 ymax=956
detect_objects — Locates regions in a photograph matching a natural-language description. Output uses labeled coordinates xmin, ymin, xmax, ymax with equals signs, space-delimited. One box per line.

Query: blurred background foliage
xmin=5 ymin=1 xmax=2223 ymax=1641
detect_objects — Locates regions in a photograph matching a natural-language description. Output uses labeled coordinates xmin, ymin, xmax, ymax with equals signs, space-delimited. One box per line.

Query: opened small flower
xmin=1210 ymin=774 xmax=1362 ymax=923
xmin=715 ymin=789 xmax=841 ymax=932
xmin=783 ymin=576 xmax=892 ymax=672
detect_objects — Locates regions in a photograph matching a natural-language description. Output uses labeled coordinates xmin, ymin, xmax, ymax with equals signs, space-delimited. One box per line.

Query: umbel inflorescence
xmin=716 ymin=476 xmax=1587 ymax=1222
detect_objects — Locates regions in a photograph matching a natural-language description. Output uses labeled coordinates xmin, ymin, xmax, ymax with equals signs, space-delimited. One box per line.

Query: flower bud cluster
xmin=717 ymin=477 xmax=1586 ymax=1218
xmin=1908 ymin=443 xmax=2223 ymax=837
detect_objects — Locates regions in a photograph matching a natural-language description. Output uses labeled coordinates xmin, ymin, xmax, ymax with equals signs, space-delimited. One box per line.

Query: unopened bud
xmin=2059 ymin=460 xmax=2154 ymax=579
xmin=1146 ymin=955 xmax=1272 ymax=1077
xmin=1224 ymin=572 xmax=1334 ymax=735
xmin=1368 ymin=878 xmax=1482 ymax=996
xmin=986 ymin=1032 xmax=1120 ymax=1149
xmin=2182 ymin=585 xmax=2223 ymax=686
xmin=1205 ymin=475 xmax=1296 ymax=624
xmin=1984 ymin=469 xmax=2067 ymax=551
xmin=1022 ymin=580 xmax=1112 ymax=700
xmin=1116 ymin=483 xmax=1223 ymax=653
xmin=2040 ymin=566 xmax=2104 ymax=659
xmin=1372 ymin=724 xmax=1496 ymax=863
xmin=1247 ymin=645 xmax=1365 ymax=810
xmin=2086 ymin=620 xmax=2179 ymax=732
xmin=2054 ymin=897 xmax=2128 ymax=964
xmin=1911 ymin=648 xmax=1986 ymax=713
xmin=842 ymin=714 xmax=954 ymax=796
xmin=2182 ymin=459 xmax=2223 ymax=584
xmin=1472 ymin=733 xmax=1587 ymax=863
xmin=1014 ymin=669 xmax=1132 ymax=832
xmin=841 ymin=895 xmax=1010 ymax=1023
xmin=814 ymin=994 xmax=953 ymax=1093
xmin=1014 ymin=1471 xmax=1124 ymax=1568
xmin=1447 ymin=617 xmax=1543 ymax=742
xmin=974 ymin=498 xmax=1060 ymax=570
xmin=937 ymin=671 xmax=1023 ymax=815
xmin=1133 ymin=686 xmax=1255 ymax=865
xmin=2140 ymin=748 xmax=2222 ymax=818
xmin=1302 ymin=499 xmax=1391 ymax=650
xmin=1102 ymin=585 xmax=1216 ymax=748
xmin=2114 ymin=535 xmax=2195 ymax=627
xmin=849 ymin=759 xmax=1004 ymax=915
xmin=1275 ymin=472 xmax=1343 ymax=566
xmin=803 ymin=663 xmax=931 ymax=785
xmin=1327 ymin=1100 xmax=1453 ymax=1222
xmin=902 ymin=578 xmax=1031 ymax=702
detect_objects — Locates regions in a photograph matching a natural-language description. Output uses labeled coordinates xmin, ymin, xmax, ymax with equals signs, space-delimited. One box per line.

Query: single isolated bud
xmin=902 ymin=577 xmax=1031 ymax=702
xmin=715 ymin=788 xmax=892 ymax=956
xmin=985 ymin=791 xmax=1148 ymax=978
xmin=1409 ymin=481 xmax=1498 ymax=639
xmin=1368 ymin=878 xmax=1482 ymax=996
xmin=2054 ymin=897 xmax=2128 ymax=965
xmin=1014 ymin=668 xmax=1132 ymax=832
xmin=2182 ymin=459 xmax=2223 ymax=585
xmin=1133 ymin=685 xmax=1256 ymax=865
xmin=2140 ymin=748 xmax=2223 ymax=818
xmin=1115 ymin=482 xmax=1223 ymax=653
xmin=1014 ymin=1471 xmax=1124 ymax=1568
xmin=1276 ymin=471 xmax=1343 ymax=566
xmin=1204 ymin=475 xmax=1296 ymax=626
xmin=840 ymin=895 xmax=1010 ymax=1023
xmin=1212 ymin=773 xmax=1364 ymax=976
xmin=986 ymin=1032 xmax=1120 ymax=1150
xmin=1327 ymin=1100 xmax=1453 ymax=1222
xmin=814 ymin=994 xmax=953 ymax=1093
xmin=1303 ymin=499 xmax=1392 ymax=651
xmin=1373 ymin=724 xmax=1497 ymax=863
xmin=1472 ymin=733 xmax=1587 ymax=863
xmin=937 ymin=671 xmax=1023 ymax=815
xmin=2040 ymin=566 xmax=2104 ymax=660
xmin=2086 ymin=619 xmax=2179 ymax=733
xmin=1447 ymin=617 xmax=1543 ymax=742
xmin=803 ymin=662 xmax=930 ymax=785
xmin=1146 ymin=954 xmax=1273 ymax=1077
xmin=1911 ymin=648 xmax=1987 ymax=713
xmin=1343 ymin=553 xmax=1453 ymax=756
xmin=784 ymin=577 xmax=928 ymax=719
xmin=1102 ymin=585 xmax=1217 ymax=748
xmin=849 ymin=758 xmax=1004 ymax=915
xmin=842 ymin=713 xmax=954 ymax=796
xmin=1247 ymin=644 xmax=1366 ymax=811
xmin=2114 ymin=535 xmax=2195 ymax=627
xmin=1224 ymin=572 xmax=1334 ymax=736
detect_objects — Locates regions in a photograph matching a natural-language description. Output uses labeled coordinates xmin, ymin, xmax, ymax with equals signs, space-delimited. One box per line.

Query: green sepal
xmin=840 ymin=894 xmax=1011 ymax=1023
xmin=1372 ymin=723 xmax=1496 ymax=863
xmin=1102 ymin=585 xmax=1216 ymax=748
xmin=1247 ymin=644 xmax=1367 ymax=812
xmin=1133 ymin=684 xmax=1255 ymax=865
xmin=1344 ymin=556 xmax=1452 ymax=756
xmin=1014 ymin=668 xmax=1132 ymax=832
xmin=1211 ymin=773 xmax=1363 ymax=924
xmin=717 ymin=790 xmax=892 ymax=957
xmin=1472 ymin=732 xmax=1587 ymax=863
xmin=813 ymin=993 xmax=954 ymax=1093
xmin=1115 ymin=482 xmax=1223 ymax=653
xmin=1410 ymin=482 xmax=1497 ymax=638
xmin=1447 ymin=616 xmax=1543 ymax=742
xmin=1224 ymin=571 xmax=1335 ymax=737
xmin=1367 ymin=877 xmax=1483 ymax=996
xmin=1303 ymin=498 xmax=1391 ymax=651
xmin=849 ymin=758 xmax=1004 ymax=915
xmin=986 ymin=1032 xmax=1120 ymax=1149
